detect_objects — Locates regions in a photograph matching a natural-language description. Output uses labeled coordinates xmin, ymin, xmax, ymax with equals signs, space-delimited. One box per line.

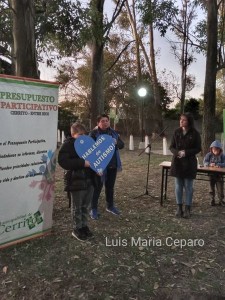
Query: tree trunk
xmin=125 ymin=0 xmax=142 ymax=136
xmin=180 ymin=0 xmax=188 ymax=113
xmin=202 ymin=0 xmax=217 ymax=155
xmin=149 ymin=24 xmax=162 ymax=132
xmin=90 ymin=41 xmax=104 ymax=127
xmin=90 ymin=0 xmax=104 ymax=128
xmin=9 ymin=0 xmax=39 ymax=78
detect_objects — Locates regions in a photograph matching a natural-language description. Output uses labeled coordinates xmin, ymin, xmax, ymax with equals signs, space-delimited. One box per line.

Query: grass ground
xmin=1 ymin=137 xmax=225 ymax=299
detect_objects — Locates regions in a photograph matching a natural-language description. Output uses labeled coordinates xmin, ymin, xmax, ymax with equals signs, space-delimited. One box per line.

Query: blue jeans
xmin=92 ymin=168 xmax=117 ymax=210
xmin=175 ymin=177 xmax=194 ymax=206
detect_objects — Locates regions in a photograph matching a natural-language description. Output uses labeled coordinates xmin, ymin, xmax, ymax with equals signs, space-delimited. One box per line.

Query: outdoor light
xmin=138 ymin=87 xmax=147 ymax=98
xmin=138 ymin=87 xmax=147 ymax=142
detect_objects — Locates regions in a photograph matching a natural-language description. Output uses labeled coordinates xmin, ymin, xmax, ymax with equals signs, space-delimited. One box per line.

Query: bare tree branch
xmin=104 ymin=40 xmax=135 ymax=73
xmin=104 ymin=0 xmax=127 ymax=38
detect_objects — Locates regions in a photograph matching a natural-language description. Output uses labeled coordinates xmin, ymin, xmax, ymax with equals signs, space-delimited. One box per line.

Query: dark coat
xmin=169 ymin=127 xmax=201 ymax=179
xmin=58 ymin=137 xmax=95 ymax=191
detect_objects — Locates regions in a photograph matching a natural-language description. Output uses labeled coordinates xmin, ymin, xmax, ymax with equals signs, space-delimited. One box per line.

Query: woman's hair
xmin=70 ymin=122 xmax=87 ymax=135
xmin=180 ymin=112 xmax=195 ymax=129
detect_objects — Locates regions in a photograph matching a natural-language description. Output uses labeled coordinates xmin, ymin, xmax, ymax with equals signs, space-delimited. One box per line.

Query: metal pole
xmin=138 ymin=87 xmax=147 ymax=143
xmin=141 ymin=98 xmax=144 ymax=142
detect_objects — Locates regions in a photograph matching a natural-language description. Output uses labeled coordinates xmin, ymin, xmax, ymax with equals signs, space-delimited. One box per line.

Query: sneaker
xmin=106 ymin=206 xmax=120 ymax=215
xmin=82 ymin=226 xmax=93 ymax=238
xmin=72 ymin=228 xmax=87 ymax=241
xmin=90 ymin=209 xmax=100 ymax=220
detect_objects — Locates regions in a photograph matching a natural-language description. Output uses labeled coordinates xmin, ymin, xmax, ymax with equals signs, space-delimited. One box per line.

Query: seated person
xmin=203 ymin=140 xmax=225 ymax=206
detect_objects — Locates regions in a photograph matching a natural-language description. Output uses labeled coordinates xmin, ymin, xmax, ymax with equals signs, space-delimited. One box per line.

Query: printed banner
xmin=0 ymin=75 xmax=59 ymax=248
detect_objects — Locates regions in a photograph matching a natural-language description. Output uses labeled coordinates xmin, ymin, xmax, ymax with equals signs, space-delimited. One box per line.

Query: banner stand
xmin=0 ymin=231 xmax=52 ymax=250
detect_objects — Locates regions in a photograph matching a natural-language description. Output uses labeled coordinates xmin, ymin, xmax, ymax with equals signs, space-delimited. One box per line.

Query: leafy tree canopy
xmin=58 ymin=101 xmax=78 ymax=135
xmin=36 ymin=0 xmax=90 ymax=63
xmin=138 ymin=0 xmax=178 ymax=36
xmin=0 ymin=0 xmax=90 ymax=69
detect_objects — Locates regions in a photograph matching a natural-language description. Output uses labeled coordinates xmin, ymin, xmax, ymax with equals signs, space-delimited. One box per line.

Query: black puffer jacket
xmin=58 ymin=137 xmax=95 ymax=191
xmin=169 ymin=127 xmax=201 ymax=179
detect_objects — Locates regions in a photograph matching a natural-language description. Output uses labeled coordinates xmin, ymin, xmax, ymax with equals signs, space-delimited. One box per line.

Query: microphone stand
xmin=134 ymin=126 xmax=168 ymax=199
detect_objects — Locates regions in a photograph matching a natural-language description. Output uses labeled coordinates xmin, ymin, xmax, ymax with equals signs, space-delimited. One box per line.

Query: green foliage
xmin=216 ymin=92 xmax=225 ymax=119
xmin=214 ymin=70 xmax=225 ymax=120
xmin=163 ymin=108 xmax=179 ymax=120
xmin=0 ymin=1 xmax=12 ymax=64
xmin=58 ymin=101 xmax=78 ymax=135
xmin=104 ymin=40 xmax=138 ymax=108
xmin=56 ymin=33 xmax=142 ymax=120
xmin=138 ymin=0 xmax=177 ymax=36
xmin=0 ymin=0 xmax=90 ymax=68
xmin=158 ymin=84 xmax=173 ymax=112
xmin=36 ymin=0 xmax=90 ymax=63
xmin=56 ymin=26 xmax=174 ymax=123
xmin=194 ymin=20 xmax=207 ymax=52
xmin=116 ymin=9 xmax=130 ymax=30
xmin=89 ymin=0 xmax=105 ymax=44
xmin=56 ymin=56 xmax=92 ymax=115
xmin=164 ymin=97 xmax=202 ymax=120
xmin=184 ymin=98 xmax=200 ymax=119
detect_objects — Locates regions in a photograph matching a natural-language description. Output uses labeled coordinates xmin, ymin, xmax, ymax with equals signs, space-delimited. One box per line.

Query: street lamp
xmin=138 ymin=87 xmax=147 ymax=142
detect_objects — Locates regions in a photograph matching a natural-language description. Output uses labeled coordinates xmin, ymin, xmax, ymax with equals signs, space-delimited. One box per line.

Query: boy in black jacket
xmin=58 ymin=123 xmax=95 ymax=241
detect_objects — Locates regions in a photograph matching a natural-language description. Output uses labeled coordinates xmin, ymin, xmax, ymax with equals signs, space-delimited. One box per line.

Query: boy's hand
xmin=84 ymin=160 xmax=90 ymax=167
xmin=96 ymin=168 xmax=103 ymax=176
xmin=210 ymin=163 xmax=215 ymax=167
xmin=178 ymin=150 xmax=185 ymax=158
